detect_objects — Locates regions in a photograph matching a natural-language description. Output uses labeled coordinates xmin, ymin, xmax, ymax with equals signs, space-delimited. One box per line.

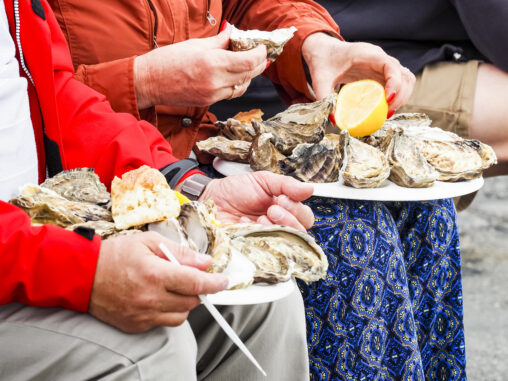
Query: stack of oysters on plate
xmin=197 ymin=98 xmax=497 ymax=188
xmin=9 ymin=166 xmax=327 ymax=290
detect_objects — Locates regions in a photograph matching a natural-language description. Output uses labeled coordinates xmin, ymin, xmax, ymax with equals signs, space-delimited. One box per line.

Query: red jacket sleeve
xmin=222 ymin=0 xmax=342 ymax=104
xmin=0 ymin=202 xmax=100 ymax=312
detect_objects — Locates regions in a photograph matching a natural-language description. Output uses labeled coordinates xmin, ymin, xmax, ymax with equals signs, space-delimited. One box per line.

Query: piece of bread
xmin=233 ymin=109 xmax=264 ymax=124
xmin=111 ymin=165 xmax=180 ymax=230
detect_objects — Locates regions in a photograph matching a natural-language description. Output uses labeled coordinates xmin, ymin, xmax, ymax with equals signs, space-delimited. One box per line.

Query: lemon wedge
xmin=174 ymin=191 xmax=191 ymax=205
xmin=334 ymin=80 xmax=388 ymax=137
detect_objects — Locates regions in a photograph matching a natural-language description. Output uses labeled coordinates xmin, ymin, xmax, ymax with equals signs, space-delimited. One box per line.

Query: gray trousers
xmin=0 ymin=289 xmax=308 ymax=381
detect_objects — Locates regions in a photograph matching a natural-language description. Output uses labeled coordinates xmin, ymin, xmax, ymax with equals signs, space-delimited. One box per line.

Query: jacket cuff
xmin=74 ymin=56 xmax=155 ymax=121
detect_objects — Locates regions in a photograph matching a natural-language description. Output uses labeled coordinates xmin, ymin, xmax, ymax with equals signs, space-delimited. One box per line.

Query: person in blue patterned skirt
xmin=298 ymin=197 xmax=465 ymax=380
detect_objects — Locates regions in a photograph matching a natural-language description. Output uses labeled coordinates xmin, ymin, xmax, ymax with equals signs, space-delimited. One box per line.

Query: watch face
xmin=181 ymin=174 xmax=212 ymax=201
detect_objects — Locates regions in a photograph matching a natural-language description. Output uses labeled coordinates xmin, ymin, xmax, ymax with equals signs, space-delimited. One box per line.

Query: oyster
xmin=380 ymin=128 xmax=438 ymax=187
xmin=224 ymin=223 xmax=328 ymax=284
xmin=249 ymin=133 xmax=286 ymax=173
xmin=279 ymin=137 xmax=341 ymax=182
xmin=231 ymin=109 xmax=264 ymax=124
xmin=340 ymin=131 xmax=390 ymax=188
xmin=385 ymin=113 xmax=432 ymax=129
xmin=149 ymin=217 xmax=189 ymax=246
xmin=229 ymin=25 xmax=297 ymax=62
xmin=41 ymin=168 xmax=110 ymax=205
xmin=67 ymin=220 xmax=117 ymax=237
xmin=216 ymin=118 xmax=257 ymax=142
xmin=196 ymin=136 xmax=251 ymax=163
xmin=9 ymin=184 xmax=112 ymax=227
xmin=178 ymin=201 xmax=231 ymax=273
xmin=252 ymin=95 xmax=334 ymax=154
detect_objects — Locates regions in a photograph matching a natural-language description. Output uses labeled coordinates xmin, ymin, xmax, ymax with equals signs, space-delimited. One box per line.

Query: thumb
xmin=256 ymin=172 xmax=314 ymax=202
xmin=205 ymin=23 xmax=231 ymax=50
xmin=312 ymin=69 xmax=335 ymax=100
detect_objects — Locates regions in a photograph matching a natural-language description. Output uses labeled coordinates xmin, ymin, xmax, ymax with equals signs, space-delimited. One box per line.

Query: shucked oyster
xmin=252 ymin=95 xmax=334 ymax=154
xmin=196 ymin=136 xmax=251 ymax=163
xmin=216 ymin=118 xmax=257 ymax=142
xmin=9 ymin=184 xmax=112 ymax=227
xmin=380 ymin=128 xmax=438 ymax=188
xmin=249 ymin=133 xmax=286 ymax=174
xmin=41 ymin=168 xmax=110 ymax=205
xmin=340 ymin=131 xmax=390 ymax=188
xmin=279 ymin=137 xmax=341 ymax=183
xmin=224 ymin=223 xmax=328 ymax=284
xmin=230 ymin=25 xmax=297 ymax=62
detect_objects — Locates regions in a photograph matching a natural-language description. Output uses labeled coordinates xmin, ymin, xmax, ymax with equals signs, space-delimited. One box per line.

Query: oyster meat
xmin=224 ymin=223 xmax=328 ymax=284
xmin=279 ymin=137 xmax=341 ymax=182
xmin=249 ymin=133 xmax=286 ymax=174
xmin=340 ymin=131 xmax=390 ymax=188
xmin=9 ymin=184 xmax=112 ymax=227
xmin=216 ymin=118 xmax=257 ymax=142
xmin=41 ymin=168 xmax=110 ymax=205
xmin=380 ymin=128 xmax=438 ymax=188
xmin=252 ymin=95 xmax=334 ymax=154
xmin=229 ymin=25 xmax=297 ymax=62
xmin=196 ymin=136 xmax=251 ymax=163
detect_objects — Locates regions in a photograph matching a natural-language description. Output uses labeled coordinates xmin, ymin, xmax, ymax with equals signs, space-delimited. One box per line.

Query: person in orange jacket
xmin=0 ymin=0 xmax=315 ymax=379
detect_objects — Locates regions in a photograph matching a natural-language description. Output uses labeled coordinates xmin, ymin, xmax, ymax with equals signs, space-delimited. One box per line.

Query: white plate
xmin=207 ymin=278 xmax=295 ymax=305
xmin=213 ymin=157 xmax=484 ymax=201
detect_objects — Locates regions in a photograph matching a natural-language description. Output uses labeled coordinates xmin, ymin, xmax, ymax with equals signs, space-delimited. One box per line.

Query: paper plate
xmin=207 ymin=278 xmax=295 ymax=305
xmin=213 ymin=158 xmax=484 ymax=201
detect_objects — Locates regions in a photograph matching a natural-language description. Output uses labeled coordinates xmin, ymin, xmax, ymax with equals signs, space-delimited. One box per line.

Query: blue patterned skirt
xmin=298 ymin=198 xmax=466 ymax=380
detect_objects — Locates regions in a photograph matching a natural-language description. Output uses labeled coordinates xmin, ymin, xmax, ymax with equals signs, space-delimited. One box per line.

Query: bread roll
xmin=112 ymin=165 xmax=180 ymax=230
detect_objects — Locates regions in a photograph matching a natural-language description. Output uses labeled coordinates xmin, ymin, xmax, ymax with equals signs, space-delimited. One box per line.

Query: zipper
xmin=146 ymin=0 xmax=159 ymax=48
xmin=13 ymin=0 xmax=34 ymax=85
xmin=206 ymin=0 xmax=216 ymax=26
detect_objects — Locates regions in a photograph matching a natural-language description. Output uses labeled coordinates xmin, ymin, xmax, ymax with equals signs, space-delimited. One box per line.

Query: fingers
xmin=153 ymin=311 xmax=191 ymax=327
xmin=161 ymin=261 xmax=229 ymax=296
xmin=266 ymin=205 xmax=306 ymax=231
xmin=312 ymin=69 xmax=335 ymax=100
xmin=383 ymin=59 xmax=415 ymax=112
xmin=255 ymin=171 xmax=314 ymax=202
xmin=276 ymin=195 xmax=315 ymax=229
xmin=226 ymin=44 xmax=267 ymax=74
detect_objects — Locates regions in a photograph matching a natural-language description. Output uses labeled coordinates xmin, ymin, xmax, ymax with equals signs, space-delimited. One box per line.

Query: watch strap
xmin=180 ymin=174 xmax=213 ymax=201
xmin=160 ymin=159 xmax=199 ymax=188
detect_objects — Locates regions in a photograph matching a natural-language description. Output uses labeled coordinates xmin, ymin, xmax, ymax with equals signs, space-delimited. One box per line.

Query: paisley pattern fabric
xmin=298 ymin=198 xmax=466 ymax=381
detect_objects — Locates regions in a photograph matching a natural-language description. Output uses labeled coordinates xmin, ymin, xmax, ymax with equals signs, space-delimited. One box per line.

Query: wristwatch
xmin=180 ymin=174 xmax=213 ymax=201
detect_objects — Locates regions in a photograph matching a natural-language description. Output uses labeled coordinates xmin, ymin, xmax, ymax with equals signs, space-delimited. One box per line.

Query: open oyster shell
xmin=229 ymin=25 xmax=297 ymax=62
xmin=279 ymin=137 xmax=341 ymax=182
xmin=252 ymin=95 xmax=334 ymax=154
xmin=41 ymin=168 xmax=110 ymax=205
xmin=196 ymin=136 xmax=251 ymax=163
xmin=216 ymin=118 xmax=257 ymax=142
xmin=380 ymin=128 xmax=438 ymax=188
xmin=9 ymin=184 xmax=112 ymax=227
xmin=67 ymin=220 xmax=117 ymax=237
xmin=340 ymin=131 xmax=390 ymax=188
xmin=224 ymin=223 xmax=328 ymax=284
xmin=249 ymin=132 xmax=286 ymax=174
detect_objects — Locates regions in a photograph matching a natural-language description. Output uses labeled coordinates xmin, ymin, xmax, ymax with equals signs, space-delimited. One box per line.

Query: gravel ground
xmin=458 ymin=176 xmax=508 ymax=380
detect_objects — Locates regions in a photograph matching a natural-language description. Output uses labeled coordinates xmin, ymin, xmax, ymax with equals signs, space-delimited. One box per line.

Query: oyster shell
xmin=279 ymin=137 xmax=341 ymax=182
xmin=9 ymin=184 xmax=112 ymax=227
xmin=67 ymin=220 xmax=117 ymax=237
xmin=229 ymin=25 xmax=297 ymax=62
xmin=380 ymin=128 xmax=438 ymax=187
xmin=41 ymin=168 xmax=110 ymax=205
xmin=249 ymin=133 xmax=286 ymax=173
xmin=178 ymin=201 xmax=231 ymax=273
xmin=340 ymin=131 xmax=390 ymax=188
xmin=216 ymin=118 xmax=257 ymax=142
xmin=149 ymin=217 xmax=189 ymax=247
xmin=196 ymin=136 xmax=251 ymax=163
xmin=252 ymin=95 xmax=334 ymax=154
xmin=224 ymin=223 xmax=328 ymax=284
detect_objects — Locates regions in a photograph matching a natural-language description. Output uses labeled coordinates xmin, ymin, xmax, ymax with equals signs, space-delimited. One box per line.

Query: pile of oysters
xmin=197 ymin=97 xmax=497 ymax=188
xmin=9 ymin=167 xmax=327 ymax=289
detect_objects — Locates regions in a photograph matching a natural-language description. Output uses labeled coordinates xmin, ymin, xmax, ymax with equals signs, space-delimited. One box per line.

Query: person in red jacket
xmin=0 ymin=0 xmax=314 ymax=379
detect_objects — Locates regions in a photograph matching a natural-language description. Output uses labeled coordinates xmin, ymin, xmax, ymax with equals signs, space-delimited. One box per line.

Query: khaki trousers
xmin=0 ymin=289 xmax=308 ymax=381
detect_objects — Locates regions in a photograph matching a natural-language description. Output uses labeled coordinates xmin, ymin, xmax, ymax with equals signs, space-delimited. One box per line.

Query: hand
xmin=134 ymin=24 xmax=268 ymax=109
xmin=302 ymin=33 xmax=416 ymax=113
xmin=89 ymin=231 xmax=228 ymax=333
xmin=200 ymin=171 xmax=315 ymax=231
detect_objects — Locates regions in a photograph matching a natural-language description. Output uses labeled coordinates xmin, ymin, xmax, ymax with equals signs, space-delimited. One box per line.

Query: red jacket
xmin=0 ymin=0 xmax=192 ymax=312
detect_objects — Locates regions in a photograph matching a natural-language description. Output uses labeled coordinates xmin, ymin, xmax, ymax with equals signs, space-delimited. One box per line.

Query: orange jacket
xmin=49 ymin=0 xmax=341 ymax=162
